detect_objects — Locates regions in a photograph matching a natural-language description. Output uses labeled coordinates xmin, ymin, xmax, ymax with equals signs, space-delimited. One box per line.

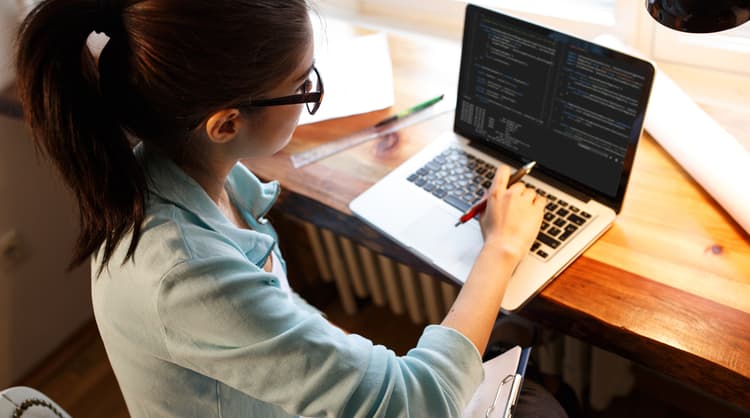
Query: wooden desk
xmin=248 ymin=27 xmax=750 ymax=407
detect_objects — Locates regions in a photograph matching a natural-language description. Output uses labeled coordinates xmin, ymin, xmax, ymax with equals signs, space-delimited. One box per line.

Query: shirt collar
xmin=135 ymin=143 xmax=281 ymax=267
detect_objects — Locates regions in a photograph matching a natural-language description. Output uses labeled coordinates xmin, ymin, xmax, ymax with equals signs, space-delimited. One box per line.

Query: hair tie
xmin=93 ymin=0 xmax=121 ymax=37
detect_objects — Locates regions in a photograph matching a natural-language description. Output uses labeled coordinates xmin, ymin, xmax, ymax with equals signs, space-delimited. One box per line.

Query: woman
xmin=15 ymin=0 xmax=561 ymax=416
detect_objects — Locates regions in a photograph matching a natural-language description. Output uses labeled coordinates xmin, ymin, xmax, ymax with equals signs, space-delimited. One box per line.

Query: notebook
xmin=350 ymin=4 xmax=655 ymax=312
xmin=462 ymin=346 xmax=530 ymax=418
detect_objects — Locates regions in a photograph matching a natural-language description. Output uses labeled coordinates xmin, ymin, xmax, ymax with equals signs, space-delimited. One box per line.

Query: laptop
xmin=350 ymin=4 xmax=655 ymax=312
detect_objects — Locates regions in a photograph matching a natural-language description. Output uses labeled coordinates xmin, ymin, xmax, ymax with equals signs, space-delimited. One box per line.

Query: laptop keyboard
xmin=406 ymin=147 xmax=593 ymax=260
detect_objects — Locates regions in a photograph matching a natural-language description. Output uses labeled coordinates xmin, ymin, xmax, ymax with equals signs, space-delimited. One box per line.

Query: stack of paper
xmin=299 ymin=32 xmax=395 ymax=125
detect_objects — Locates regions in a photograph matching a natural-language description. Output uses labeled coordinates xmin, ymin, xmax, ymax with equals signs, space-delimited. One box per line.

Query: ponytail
xmin=16 ymin=0 xmax=312 ymax=274
xmin=15 ymin=0 xmax=146 ymax=273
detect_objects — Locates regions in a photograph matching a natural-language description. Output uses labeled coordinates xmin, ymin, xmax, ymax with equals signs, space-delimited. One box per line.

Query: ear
xmin=205 ymin=109 xmax=243 ymax=144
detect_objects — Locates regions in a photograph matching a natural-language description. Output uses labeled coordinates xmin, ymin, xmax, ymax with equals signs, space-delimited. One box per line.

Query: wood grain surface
xmin=246 ymin=24 xmax=750 ymax=407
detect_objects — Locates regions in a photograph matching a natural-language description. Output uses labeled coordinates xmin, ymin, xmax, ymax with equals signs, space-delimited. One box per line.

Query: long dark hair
xmin=15 ymin=0 xmax=312 ymax=271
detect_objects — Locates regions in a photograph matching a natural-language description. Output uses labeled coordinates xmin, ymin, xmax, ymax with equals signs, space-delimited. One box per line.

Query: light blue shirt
xmin=92 ymin=144 xmax=483 ymax=417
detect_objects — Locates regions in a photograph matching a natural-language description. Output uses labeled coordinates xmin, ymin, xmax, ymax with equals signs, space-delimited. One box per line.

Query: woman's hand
xmin=442 ymin=164 xmax=546 ymax=354
xmin=479 ymin=165 xmax=546 ymax=263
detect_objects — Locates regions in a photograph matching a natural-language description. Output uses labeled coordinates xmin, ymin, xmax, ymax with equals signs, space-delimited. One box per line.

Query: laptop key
xmin=444 ymin=195 xmax=471 ymax=213
xmin=537 ymin=249 xmax=549 ymax=259
xmin=408 ymin=174 xmax=418 ymax=182
xmin=537 ymin=233 xmax=561 ymax=249
xmin=531 ymin=242 xmax=541 ymax=252
xmin=568 ymin=214 xmax=586 ymax=226
xmin=554 ymin=218 xmax=566 ymax=228
xmin=581 ymin=211 xmax=592 ymax=219
xmin=559 ymin=231 xmax=573 ymax=241
xmin=426 ymin=162 xmax=441 ymax=171
xmin=433 ymin=189 xmax=447 ymax=199
xmin=415 ymin=178 xmax=426 ymax=187
xmin=556 ymin=208 xmax=570 ymax=217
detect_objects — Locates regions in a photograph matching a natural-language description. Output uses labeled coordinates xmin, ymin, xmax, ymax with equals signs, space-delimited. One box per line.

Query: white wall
xmin=0 ymin=1 xmax=24 ymax=89
xmin=0 ymin=114 xmax=92 ymax=387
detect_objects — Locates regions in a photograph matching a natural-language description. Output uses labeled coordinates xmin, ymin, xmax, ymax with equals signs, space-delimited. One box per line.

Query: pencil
xmin=374 ymin=94 xmax=445 ymax=128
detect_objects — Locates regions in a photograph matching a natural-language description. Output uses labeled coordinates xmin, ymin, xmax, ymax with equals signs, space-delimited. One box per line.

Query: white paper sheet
xmin=596 ymin=35 xmax=750 ymax=235
xmin=298 ymin=32 xmax=395 ymax=125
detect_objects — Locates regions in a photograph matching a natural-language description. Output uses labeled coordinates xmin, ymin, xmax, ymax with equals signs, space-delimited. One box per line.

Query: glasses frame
xmin=244 ymin=66 xmax=324 ymax=115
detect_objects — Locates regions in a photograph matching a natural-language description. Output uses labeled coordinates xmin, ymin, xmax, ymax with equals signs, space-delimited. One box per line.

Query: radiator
xmin=300 ymin=221 xmax=458 ymax=325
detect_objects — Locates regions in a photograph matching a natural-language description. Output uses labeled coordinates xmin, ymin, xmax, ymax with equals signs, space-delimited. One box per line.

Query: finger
xmin=507 ymin=182 xmax=526 ymax=196
xmin=517 ymin=183 xmax=534 ymax=198
xmin=533 ymin=197 xmax=547 ymax=219
xmin=519 ymin=186 xmax=536 ymax=202
xmin=490 ymin=165 xmax=511 ymax=195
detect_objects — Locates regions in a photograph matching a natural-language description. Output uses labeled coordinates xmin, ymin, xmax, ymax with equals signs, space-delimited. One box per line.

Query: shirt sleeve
xmin=157 ymin=254 xmax=484 ymax=418
xmin=289 ymin=289 xmax=326 ymax=317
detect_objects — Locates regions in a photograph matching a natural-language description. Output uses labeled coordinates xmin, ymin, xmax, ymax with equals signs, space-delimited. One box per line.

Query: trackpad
xmin=402 ymin=206 xmax=484 ymax=268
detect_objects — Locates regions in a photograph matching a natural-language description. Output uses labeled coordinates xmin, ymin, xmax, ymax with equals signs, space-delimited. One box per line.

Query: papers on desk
xmin=463 ymin=346 xmax=529 ymax=418
xmin=299 ymin=32 xmax=395 ymax=125
xmin=596 ymin=35 xmax=750 ymax=235
xmin=645 ymin=70 xmax=750 ymax=236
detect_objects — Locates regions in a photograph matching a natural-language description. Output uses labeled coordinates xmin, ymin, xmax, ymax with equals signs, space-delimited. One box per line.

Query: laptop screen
xmin=454 ymin=4 xmax=654 ymax=211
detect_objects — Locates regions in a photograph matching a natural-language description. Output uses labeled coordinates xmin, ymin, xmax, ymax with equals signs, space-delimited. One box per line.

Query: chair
xmin=0 ymin=387 xmax=70 ymax=418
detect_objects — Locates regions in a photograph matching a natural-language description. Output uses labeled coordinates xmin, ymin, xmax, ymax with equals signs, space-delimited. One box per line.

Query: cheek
xmin=249 ymin=105 xmax=305 ymax=155
xmin=279 ymin=105 xmax=303 ymax=138
xmin=268 ymin=105 xmax=304 ymax=150
xmin=286 ymin=105 xmax=304 ymax=131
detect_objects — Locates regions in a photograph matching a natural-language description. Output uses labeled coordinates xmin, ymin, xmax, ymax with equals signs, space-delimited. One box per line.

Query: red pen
xmin=454 ymin=161 xmax=536 ymax=226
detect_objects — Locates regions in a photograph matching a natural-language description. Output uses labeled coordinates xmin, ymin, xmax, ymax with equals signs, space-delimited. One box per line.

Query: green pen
xmin=374 ymin=94 xmax=445 ymax=128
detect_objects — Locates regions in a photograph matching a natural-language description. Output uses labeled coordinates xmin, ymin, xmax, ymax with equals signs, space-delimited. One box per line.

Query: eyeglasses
xmin=244 ymin=65 xmax=324 ymax=115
